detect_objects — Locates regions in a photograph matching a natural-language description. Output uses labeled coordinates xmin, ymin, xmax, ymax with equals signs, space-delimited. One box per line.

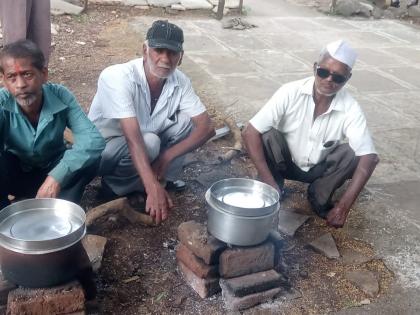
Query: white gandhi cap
xmin=326 ymin=39 xmax=357 ymax=69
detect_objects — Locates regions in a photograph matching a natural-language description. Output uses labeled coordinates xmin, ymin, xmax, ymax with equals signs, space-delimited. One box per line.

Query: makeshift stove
xmin=176 ymin=220 xmax=287 ymax=311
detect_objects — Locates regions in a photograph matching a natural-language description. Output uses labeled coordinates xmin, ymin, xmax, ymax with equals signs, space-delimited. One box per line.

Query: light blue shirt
xmin=0 ymin=83 xmax=105 ymax=185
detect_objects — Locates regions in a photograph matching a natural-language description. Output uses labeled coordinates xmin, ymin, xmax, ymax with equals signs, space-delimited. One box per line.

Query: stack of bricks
xmin=176 ymin=220 xmax=226 ymax=298
xmin=177 ymin=221 xmax=287 ymax=311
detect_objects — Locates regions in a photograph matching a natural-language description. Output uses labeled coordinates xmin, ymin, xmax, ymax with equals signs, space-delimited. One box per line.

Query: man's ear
xmin=142 ymin=43 xmax=147 ymax=57
xmin=178 ymin=51 xmax=184 ymax=66
xmin=41 ymin=67 xmax=48 ymax=83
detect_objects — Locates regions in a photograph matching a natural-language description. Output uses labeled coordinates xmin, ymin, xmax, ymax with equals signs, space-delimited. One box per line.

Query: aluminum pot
xmin=0 ymin=198 xmax=87 ymax=287
xmin=206 ymin=178 xmax=280 ymax=246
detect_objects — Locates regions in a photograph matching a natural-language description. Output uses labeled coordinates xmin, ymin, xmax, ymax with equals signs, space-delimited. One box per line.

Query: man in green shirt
xmin=0 ymin=40 xmax=105 ymax=210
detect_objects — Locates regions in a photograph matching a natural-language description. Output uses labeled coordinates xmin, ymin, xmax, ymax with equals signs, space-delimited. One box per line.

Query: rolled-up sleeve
xmin=49 ymin=87 xmax=105 ymax=185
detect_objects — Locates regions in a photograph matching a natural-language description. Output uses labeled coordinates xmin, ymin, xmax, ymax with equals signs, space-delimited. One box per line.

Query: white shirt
xmin=88 ymin=58 xmax=206 ymax=139
xmin=250 ymin=77 xmax=376 ymax=172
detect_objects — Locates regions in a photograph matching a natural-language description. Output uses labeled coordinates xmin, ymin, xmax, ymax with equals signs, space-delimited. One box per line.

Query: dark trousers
xmin=262 ymin=129 xmax=359 ymax=217
xmin=0 ymin=151 xmax=98 ymax=210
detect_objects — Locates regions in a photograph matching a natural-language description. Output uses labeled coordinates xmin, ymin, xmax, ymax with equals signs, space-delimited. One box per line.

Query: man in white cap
xmin=242 ymin=40 xmax=379 ymax=228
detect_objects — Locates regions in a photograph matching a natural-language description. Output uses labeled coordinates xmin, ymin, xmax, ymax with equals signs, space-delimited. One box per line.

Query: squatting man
xmin=89 ymin=20 xmax=215 ymax=224
xmin=242 ymin=40 xmax=379 ymax=228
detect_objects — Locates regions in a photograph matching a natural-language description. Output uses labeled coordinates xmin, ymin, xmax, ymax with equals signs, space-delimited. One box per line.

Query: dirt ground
xmin=42 ymin=3 xmax=395 ymax=315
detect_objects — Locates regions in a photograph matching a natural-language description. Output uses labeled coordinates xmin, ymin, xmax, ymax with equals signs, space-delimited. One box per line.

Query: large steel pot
xmin=0 ymin=198 xmax=87 ymax=287
xmin=206 ymin=178 xmax=279 ymax=246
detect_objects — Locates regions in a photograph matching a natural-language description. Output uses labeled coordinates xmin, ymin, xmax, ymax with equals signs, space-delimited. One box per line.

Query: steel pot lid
xmin=0 ymin=198 xmax=86 ymax=254
xmin=206 ymin=178 xmax=279 ymax=217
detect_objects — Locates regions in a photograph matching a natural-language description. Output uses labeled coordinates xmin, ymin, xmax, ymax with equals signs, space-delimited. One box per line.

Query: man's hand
xmin=36 ymin=176 xmax=61 ymax=199
xmin=326 ymin=205 xmax=349 ymax=228
xmin=145 ymin=182 xmax=174 ymax=224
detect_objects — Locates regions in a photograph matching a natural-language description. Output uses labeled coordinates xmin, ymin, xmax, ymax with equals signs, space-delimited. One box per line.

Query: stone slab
xmin=277 ymin=209 xmax=310 ymax=237
xmin=308 ymin=233 xmax=340 ymax=259
xmin=219 ymin=242 xmax=275 ymax=278
xmin=220 ymin=269 xmax=283 ymax=297
xmin=147 ymin=0 xmax=179 ymax=7
xmin=7 ymin=281 xmax=85 ymax=315
xmin=178 ymin=261 xmax=220 ymax=298
xmin=340 ymin=248 xmax=374 ymax=265
xmin=176 ymin=243 xmax=219 ymax=278
xmin=177 ymin=220 xmax=226 ymax=265
xmin=82 ymin=234 xmax=108 ymax=272
xmin=221 ymin=285 xmax=281 ymax=311
xmin=123 ymin=0 xmax=148 ymax=5
xmin=180 ymin=0 xmax=212 ymax=9
xmin=51 ymin=0 xmax=84 ymax=15
xmin=345 ymin=270 xmax=379 ymax=297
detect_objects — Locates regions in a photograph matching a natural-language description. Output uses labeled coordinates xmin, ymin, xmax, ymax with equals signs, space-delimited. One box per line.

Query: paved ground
xmin=128 ymin=0 xmax=420 ymax=313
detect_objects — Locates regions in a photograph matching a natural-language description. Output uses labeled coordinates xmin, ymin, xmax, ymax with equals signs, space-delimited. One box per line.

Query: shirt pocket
xmin=318 ymin=140 xmax=340 ymax=161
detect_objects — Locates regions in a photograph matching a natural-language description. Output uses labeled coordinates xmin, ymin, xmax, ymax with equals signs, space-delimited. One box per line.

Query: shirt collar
xmin=1 ymin=84 xmax=67 ymax=115
xmin=302 ymin=76 xmax=346 ymax=112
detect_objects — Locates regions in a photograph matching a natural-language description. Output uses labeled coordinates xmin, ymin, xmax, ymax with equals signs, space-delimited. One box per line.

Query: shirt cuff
xmin=48 ymin=162 xmax=70 ymax=186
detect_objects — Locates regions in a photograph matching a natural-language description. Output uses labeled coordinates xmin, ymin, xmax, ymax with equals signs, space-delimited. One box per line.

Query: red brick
xmin=177 ymin=261 xmax=220 ymax=299
xmin=221 ymin=285 xmax=282 ymax=311
xmin=176 ymin=244 xmax=219 ymax=278
xmin=177 ymin=221 xmax=226 ymax=265
xmin=219 ymin=242 xmax=275 ymax=278
xmin=220 ymin=269 xmax=283 ymax=297
xmin=7 ymin=281 xmax=85 ymax=315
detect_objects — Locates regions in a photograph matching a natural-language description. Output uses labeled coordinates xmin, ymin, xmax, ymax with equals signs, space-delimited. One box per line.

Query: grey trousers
xmin=0 ymin=0 xmax=51 ymax=63
xmin=99 ymin=113 xmax=193 ymax=196
xmin=262 ymin=128 xmax=359 ymax=217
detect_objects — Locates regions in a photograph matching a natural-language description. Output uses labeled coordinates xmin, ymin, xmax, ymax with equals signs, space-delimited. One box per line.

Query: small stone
xmin=360 ymin=298 xmax=371 ymax=305
xmin=326 ymin=272 xmax=336 ymax=278
xmin=308 ymin=233 xmax=340 ymax=259
xmin=299 ymin=271 xmax=309 ymax=279
xmin=148 ymin=0 xmax=179 ymax=7
xmin=177 ymin=261 xmax=220 ymax=299
xmin=278 ymin=209 xmax=310 ymax=237
xmin=281 ymin=287 xmax=302 ymax=300
xmin=219 ymin=242 xmax=275 ymax=278
xmin=82 ymin=234 xmax=107 ymax=272
xmin=51 ymin=0 xmax=84 ymax=15
xmin=122 ymin=0 xmax=148 ymax=5
xmin=134 ymin=5 xmax=150 ymax=9
xmin=171 ymin=3 xmax=186 ymax=10
xmin=345 ymin=271 xmax=379 ymax=297
xmin=51 ymin=23 xmax=59 ymax=35
xmin=180 ymin=0 xmax=213 ymax=10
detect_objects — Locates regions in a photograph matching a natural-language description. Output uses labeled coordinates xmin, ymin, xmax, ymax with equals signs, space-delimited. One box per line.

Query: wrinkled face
xmin=143 ymin=45 xmax=183 ymax=79
xmin=313 ymin=56 xmax=351 ymax=97
xmin=0 ymin=56 xmax=47 ymax=108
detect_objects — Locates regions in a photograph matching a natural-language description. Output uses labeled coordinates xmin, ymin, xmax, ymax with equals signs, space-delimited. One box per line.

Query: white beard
xmin=16 ymin=94 xmax=38 ymax=107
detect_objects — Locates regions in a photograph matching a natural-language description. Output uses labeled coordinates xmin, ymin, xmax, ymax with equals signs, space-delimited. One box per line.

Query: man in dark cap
xmin=89 ymin=20 xmax=215 ymax=224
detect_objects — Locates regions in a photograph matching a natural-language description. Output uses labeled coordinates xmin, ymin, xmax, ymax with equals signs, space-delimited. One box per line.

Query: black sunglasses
xmin=316 ymin=66 xmax=348 ymax=84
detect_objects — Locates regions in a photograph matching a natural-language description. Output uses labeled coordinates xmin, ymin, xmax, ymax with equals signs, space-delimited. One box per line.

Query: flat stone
xmin=277 ymin=209 xmax=310 ymax=237
xmin=308 ymin=233 xmax=340 ymax=259
xmin=82 ymin=234 xmax=107 ymax=272
xmin=334 ymin=0 xmax=363 ymax=17
xmin=180 ymin=0 xmax=213 ymax=9
xmin=219 ymin=242 xmax=275 ymax=278
xmin=221 ymin=285 xmax=281 ymax=311
xmin=220 ymin=269 xmax=283 ymax=297
xmin=177 ymin=220 xmax=226 ymax=265
xmin=51 ymin=0 xmax=84 ymax=15
xmin=147 ymin=0 xmax=179 ymax=7
xmin=340 ymin=248 xmax=374 ymax=265
xmin=7 ymin=281 xmax=85 ymax=315
xmin=178 ymin=261 xmax=220 ymax=298
xmin=408 ymin=6 xmax=420 ymax=17
xmin=345 ymin=271 xmax=379 ymax=297
xmin=176 ymin=244 xmax=219 ymax=278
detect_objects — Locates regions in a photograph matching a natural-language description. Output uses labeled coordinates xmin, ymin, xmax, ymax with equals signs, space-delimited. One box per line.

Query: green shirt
xmin=0 ymin=83 xmax=105 ymax=186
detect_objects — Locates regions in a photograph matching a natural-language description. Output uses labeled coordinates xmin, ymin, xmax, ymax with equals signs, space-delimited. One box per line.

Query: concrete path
xmin=129 ymin=0 xmax=420 ymax=313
